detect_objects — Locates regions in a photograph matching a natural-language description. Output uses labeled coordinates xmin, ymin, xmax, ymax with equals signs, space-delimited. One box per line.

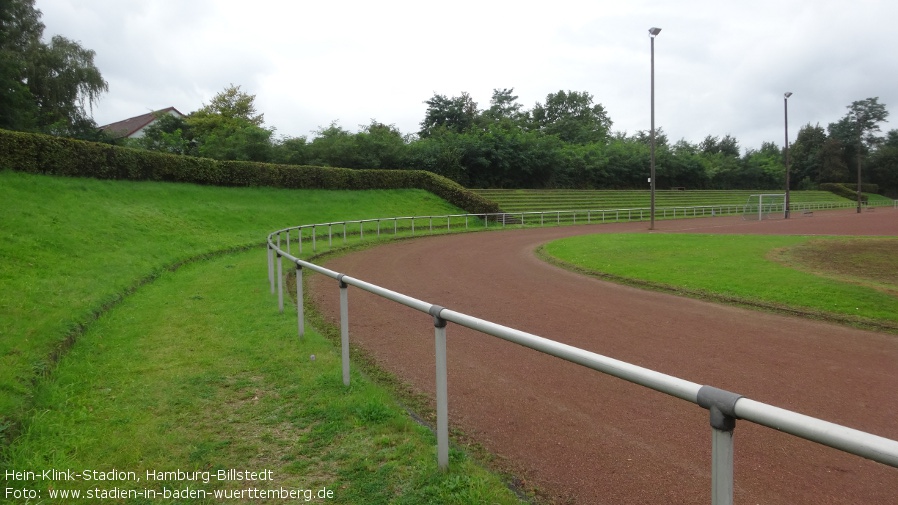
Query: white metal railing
xmin=265 ymin=204 xmax=898 ymax=505
xmin=269 ymin=200 xmax=896 ymax=258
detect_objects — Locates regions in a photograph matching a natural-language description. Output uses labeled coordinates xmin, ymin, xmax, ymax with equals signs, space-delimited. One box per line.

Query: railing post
xmin=313 ymin=226 xmax=317 ymax=252
xmin=697 ymin=386 xmax=741 ymax=505
xmin=338 ymin=275 xmax=350 ymax=386
xmin=277 ymin=253 xmax=284 ymax=313
xmin=298 ymin=227 xmax=303 ymax=255
xmin=329 ymin=224 xmax=333 ymax=248
xmin=267 ymin=244 xmax=275 ymax=294
xmin=430 ymin=305 xmax=449 ymax=470
xmin=296 ymin=263 xmax=304 ymax=339
xmin=286 ymin=229 xmax=291 ymax=255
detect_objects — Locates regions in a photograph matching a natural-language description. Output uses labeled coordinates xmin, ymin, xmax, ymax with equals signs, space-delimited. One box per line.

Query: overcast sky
xmin=36 ymin=0 xmax=897 ymax=152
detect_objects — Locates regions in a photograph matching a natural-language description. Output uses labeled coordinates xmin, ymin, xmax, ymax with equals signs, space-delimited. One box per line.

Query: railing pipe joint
xmin=697 ymin=385 xmax=742 ymax=431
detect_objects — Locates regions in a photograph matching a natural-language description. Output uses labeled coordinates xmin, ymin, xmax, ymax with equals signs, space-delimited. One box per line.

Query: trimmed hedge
xmin=819 ymin=182 xmax=879 ymax=203
xmin=0 ymin=128 xmax=501 ymax=215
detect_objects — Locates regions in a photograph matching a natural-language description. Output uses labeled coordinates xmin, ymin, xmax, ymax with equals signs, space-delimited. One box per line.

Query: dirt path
xmin=309 ymin=209 xmax=898 ymax=504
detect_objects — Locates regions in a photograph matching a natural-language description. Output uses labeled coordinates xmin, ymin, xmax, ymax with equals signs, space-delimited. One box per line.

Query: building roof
xmin=100 ymin=107 xmax=185 ymax=138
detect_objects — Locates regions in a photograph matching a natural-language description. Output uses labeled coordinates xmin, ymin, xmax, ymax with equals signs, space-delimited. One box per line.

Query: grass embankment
xmin=473 ymin=189 xmax=881 ymax=213
xmin=540 ymin=234 xmax=898 ymax=332
xmin=1 ymin=171 xmax=519 ymax=503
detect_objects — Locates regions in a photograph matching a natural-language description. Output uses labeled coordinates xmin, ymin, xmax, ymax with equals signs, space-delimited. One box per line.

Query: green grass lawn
xmin=540 ymin=234 xmax=898 ymax=331
xmin=1 ymin=170 xmax=520 ymax=503
xmin=4 ymin=248 xmax=521 ymax=504
xmin=0 ymin=170 xmax=462 ymax=428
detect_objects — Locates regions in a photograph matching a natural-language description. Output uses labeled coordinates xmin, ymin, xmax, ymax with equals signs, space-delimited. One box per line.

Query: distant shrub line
xmin=0 ymin=129 xmax=500 ymax=215
xmin=818 ymin=183 xmax=878 ymax=203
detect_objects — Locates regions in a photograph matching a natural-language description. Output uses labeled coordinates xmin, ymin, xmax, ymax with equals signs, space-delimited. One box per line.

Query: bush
xmin=819 ymin=182 xmax=879 ymax=203
xmin=0 ymin=129 xmax=500 ymax=215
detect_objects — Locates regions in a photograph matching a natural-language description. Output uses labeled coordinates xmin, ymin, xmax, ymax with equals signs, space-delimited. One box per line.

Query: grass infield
xmin=540 ymin=233 xmax=898 ymax=332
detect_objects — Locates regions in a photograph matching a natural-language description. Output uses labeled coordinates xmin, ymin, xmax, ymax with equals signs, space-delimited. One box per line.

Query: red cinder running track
xmin=309 ymin=208 xmax=898 ymax=504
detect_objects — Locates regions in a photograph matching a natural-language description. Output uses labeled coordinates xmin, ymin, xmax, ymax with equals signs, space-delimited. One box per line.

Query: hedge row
xmin=0 ymin=129 xmax=501 ymax=215
xmin=819 ymin=182 xmax=879 ymax=203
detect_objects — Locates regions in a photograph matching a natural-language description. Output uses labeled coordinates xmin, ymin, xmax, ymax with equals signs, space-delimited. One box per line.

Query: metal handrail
xmin=266 ymin=204 xmax=898 ymax=505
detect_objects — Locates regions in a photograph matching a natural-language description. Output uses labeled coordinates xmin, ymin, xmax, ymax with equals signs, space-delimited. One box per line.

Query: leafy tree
xmin=665 ymin=139 xmax=708 ymax=189
xmin=828 ymin=97 xmax=889 ymax=186
xmin=271 ymin=136 xmax=309 ymax=166
xmin=789 ymin=123 xmax=827 ymax=188
xmin=817 ymin=137 xmax=850 ymax=183
xmin=26 ymin=35 xmax=107 ymax=133
xmin=419 ymin=92 xmax=479 ymax=138
xmin=353 ymin=121 xmax=408 ymax=169
xmin=631 ymin=127 xmax=669 ymax=149
xmin=131 ymin=112 xmax=194 ymax=155
xmin=186 ymin=85 xmax=273 ymax=161
xmin=482 ymin=88 xmax=526 ymax=129
xmin=405 ymin=130 xmax=469 ymax=183
xmin=305 ymin=122 xmax=358 ymax=167
xmin=0 ymin=0 xmax=41 ymax=130
xmin=868 ymin=130 xmax=898 ymax=196
xmin=531 ymin=90 xmax=612 ymax=144
xmin=193 ymin=83 xmax=264 ymax=126
xmin=699 ymin=134 xmax=740 ymax=157
xmin=0 ymin=0 xmax=107 ymax=135
xmin=741 ymin=142 xmax=784 ymax=188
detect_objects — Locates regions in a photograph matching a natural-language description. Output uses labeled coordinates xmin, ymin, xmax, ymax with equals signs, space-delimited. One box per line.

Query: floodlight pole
xmin=649 ymin=27 xmax=661 ymax=230
xmin=784 ymin=92 xmax=792 ymax=218
xmin=857 ymin=112 xmax=864 ymax=213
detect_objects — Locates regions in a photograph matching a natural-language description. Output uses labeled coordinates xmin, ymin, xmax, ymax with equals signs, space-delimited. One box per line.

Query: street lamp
xmin=784 ymin=92 xmax=792 ymax=218
xmin=649 ymin=27 xmax=661 ymax=230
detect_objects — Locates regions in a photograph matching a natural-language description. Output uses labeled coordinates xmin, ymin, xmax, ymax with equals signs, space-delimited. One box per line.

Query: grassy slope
xmin=541 ymin=234 xmax=898 ymax=331
xmin=1 ymin=170 xmax=522 ymax=503
xmin=0 ymin=170 xmax=459 ymax=426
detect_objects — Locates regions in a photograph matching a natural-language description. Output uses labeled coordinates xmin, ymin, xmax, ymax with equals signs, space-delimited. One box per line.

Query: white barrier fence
xmin=266 ymin=204 xmax=898 ymax=505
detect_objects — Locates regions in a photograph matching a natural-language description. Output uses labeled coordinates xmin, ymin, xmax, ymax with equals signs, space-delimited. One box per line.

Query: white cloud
xmin=36 ymin=0 xmax=898 ymax=150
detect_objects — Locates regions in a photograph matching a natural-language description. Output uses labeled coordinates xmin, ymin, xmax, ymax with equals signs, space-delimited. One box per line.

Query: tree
xmin=789 ymin=123 xmax=827 ymax=188
xmin=26 ymin=35 xmax=108 ymax=135
xmin=419 ymin=92 xmax=479 ymax=138
xmin=868 ymin=130 xmax=898 ymax=196
xmin=531 ymin=90 xmax=612 ymax=144
xmin=305 ymin=121 xmax=357 ymax=168
xmin=828 ymin=97 xmax=889 ymax=197
xmin=0 ymin=0 xmax=41 ymax=130
xmin=741 ymin=142 xmax=784 ymax=189
xmin=699 ymin=134 xmax=740 ymax=157
xmin=271 ymin=135 xmax=310 ymax=166
xmin=186 ymin=85 xmax=274 ymax=161
xmin=131 ymin=112 xmax=194 ymax=155
xmin=482 ymin=88 xmax=526 ymax=128
xmin=353 ymin=121 xmax=408 ymax=169
xmin=818 ymin=137 xmax=850 ymax=183
xmin=192 ymin=83 xmax=264 ymax=126
xmin=0 ymin=0 xmax=107 ymax=135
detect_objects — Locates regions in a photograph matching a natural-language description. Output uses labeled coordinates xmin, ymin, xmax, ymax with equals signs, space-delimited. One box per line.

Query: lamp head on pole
xmin=784 ymin=92 xmax=793 ymax=99
xmin=649 ymin=27 xmax=661 ymax=37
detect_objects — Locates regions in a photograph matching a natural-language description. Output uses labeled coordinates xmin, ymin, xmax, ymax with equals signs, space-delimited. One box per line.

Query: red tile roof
xmin=100 ymin=107 xmax=185 ymax=138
